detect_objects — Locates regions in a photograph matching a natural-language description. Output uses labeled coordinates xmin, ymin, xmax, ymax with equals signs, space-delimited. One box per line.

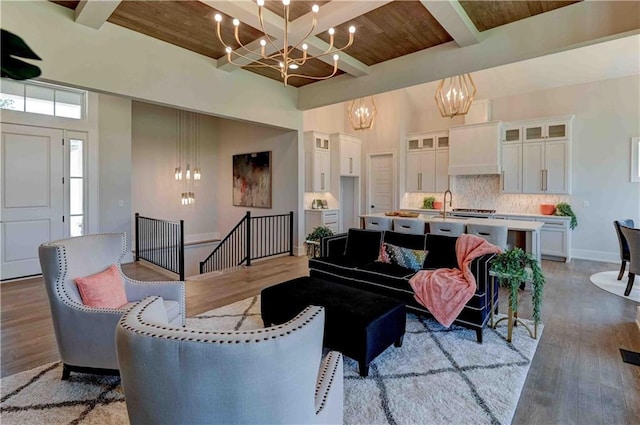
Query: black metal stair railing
xmin=200 ymin=211 xmax=293 ymax=274
xmin=135 ymin=213 xmax=185 ymax=280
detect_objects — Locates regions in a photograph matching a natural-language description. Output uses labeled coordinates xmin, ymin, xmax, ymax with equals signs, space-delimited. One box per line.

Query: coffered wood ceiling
xmin=51 ymin=0 xmax=584 ymax=88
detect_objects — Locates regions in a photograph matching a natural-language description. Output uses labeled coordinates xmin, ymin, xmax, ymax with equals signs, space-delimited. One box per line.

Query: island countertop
xmin=361 ymin=213 xmax=544 ymax=232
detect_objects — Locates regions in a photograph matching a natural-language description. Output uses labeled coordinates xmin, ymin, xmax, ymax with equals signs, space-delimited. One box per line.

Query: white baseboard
xmin=295 ymin=244 xmax=306 ymax=256
xmin=571 ymin=249 xmax=618 ymax=264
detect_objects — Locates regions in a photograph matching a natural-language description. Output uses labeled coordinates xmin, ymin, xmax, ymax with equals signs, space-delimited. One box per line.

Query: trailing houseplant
xmin=554 ymin=202 xmax=577 ymax=230
xmin=305 ymin=226 xmax=334 ymax=242
xmin=490 ymin=247 xmax=545 ymax=325
xmin=422 ymin=196 xmax=435 ymax=209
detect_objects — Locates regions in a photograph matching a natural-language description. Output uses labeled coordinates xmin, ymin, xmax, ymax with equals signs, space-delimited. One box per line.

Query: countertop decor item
xmin=539 ymin=204 xmax=556 ymax=215
xmin=433 ymin=201 xmax=443 ymax=210
xmin=384 ymin=211 xmax=399 ymax=216
xmin=554 ymin=202 xmax=577 ymax=229
xmin=398 ymin=211 xmax=419 ymax=218
xmin=422 ymin=196 xmax=435 ymax=209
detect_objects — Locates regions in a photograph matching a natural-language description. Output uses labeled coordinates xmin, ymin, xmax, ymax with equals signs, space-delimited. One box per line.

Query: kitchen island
xmin=360 ymin=213 xmax=543 ymax=262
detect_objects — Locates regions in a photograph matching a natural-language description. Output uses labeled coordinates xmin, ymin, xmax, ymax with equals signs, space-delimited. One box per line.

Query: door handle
xmin=541 ymin=170 xmax=544 ymax=191
xmin=418 ymin=173 xmax=422 ymax=190
xmin=371 ymin=205 xmax=375 ymax=209
xmin=321 ymin=172 xmax=325 ymax=190
xmin=501 ymin=171 xmax=505 ymax=191
xmin=349 ymin=157 xmax=353 ymax=174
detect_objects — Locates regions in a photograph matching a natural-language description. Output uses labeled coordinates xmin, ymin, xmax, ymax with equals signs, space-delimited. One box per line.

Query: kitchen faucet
xmin=443 ymin=189 xmax=453 ymax=220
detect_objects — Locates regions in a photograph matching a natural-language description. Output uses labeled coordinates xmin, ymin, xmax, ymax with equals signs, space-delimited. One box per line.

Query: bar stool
xmin=364 ymin=216 xmax=393 ymax=231
xmin=429 ymin=221 xmax=466 ymax=236
xmin=392 ymin=218 xmax=425 ymax=234
xmin=466 ymin=224 xmax=508 ymax=250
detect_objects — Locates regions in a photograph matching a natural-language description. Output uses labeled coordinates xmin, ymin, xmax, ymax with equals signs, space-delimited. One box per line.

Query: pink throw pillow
xmin=75 ymin=264 xmax=128 ymax=308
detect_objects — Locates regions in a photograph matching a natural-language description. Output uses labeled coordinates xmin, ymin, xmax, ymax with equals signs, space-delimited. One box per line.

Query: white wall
xmin=131 ymin=101 xmax=219 ymax=239
xmin=98 ymin=94 xmax=133 ymax=258
xmin=216 ymin=120 xmax=300 ymax=247
xmin=491 ymin=75 xmax=640 ymax=261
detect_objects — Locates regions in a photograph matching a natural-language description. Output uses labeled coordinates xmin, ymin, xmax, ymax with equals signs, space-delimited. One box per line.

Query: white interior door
xmin=368 ymin=153 xmax=394 ymax=214
xmin=1 ymin=124 xmax=64 ymax=280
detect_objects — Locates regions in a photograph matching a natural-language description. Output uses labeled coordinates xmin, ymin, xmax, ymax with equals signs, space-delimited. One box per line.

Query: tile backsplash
xmin=403 ymin=175 xmax=569 ymax=214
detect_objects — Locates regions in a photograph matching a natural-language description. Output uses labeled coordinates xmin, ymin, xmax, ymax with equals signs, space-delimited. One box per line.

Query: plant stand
xmin=489 ymin=270 xmax=538 ymax=342
xmin=305 ymin=240 xmax=321 ymax=258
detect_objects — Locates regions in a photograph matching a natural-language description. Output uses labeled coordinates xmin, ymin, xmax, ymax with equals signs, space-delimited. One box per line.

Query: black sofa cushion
xmin=344 ymin=229 xmax=383 ymax=265
xmin=424 ymin=234 xmax=458 ymax=269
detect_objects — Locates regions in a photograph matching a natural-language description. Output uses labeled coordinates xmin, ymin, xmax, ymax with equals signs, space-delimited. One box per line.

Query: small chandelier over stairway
xmin=174 ymin=110 xmax=201 ymax=205
xmin=434 ymin=73 xmax=477 ymax=118
xmin=213 ymin=0 xmax=356 ymax=86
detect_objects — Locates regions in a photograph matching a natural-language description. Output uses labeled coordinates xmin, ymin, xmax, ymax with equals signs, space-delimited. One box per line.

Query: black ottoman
xmin=261 ymin=276 xmax=406 ymax=377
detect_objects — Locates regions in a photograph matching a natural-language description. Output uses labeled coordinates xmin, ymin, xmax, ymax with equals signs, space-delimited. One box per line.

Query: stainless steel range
xmin=450 ymin=208 xmax=496 ymax=219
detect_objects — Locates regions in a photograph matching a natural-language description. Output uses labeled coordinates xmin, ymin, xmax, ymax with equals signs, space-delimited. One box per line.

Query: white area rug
xmin=1 ymin=296 xmax=543 ymax=425
xmin=590 ymin=271 xmax=640 ymax=303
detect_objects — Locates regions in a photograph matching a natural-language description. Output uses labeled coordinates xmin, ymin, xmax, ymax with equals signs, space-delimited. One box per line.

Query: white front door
xmin=368 ymin=153 xmax=395 ymax=214
xmin=1 ymin=124 xmax=64 ymax=280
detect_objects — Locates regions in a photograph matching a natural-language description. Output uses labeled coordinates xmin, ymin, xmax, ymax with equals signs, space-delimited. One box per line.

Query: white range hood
xmin=447 ymin=121 xmax=502 ymax=175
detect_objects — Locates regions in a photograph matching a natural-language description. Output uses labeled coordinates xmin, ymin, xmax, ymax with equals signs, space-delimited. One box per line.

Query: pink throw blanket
xmin=409 ymin=234 xmax=502 ymax=328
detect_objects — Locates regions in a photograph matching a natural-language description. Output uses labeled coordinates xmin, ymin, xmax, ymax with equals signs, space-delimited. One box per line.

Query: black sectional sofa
xmin=308 ymin=228 xmax=498 ymax=343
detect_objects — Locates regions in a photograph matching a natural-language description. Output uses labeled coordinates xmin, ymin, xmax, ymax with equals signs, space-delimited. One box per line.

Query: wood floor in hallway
xmin=1 ymin=255 xmax=639 ymax=424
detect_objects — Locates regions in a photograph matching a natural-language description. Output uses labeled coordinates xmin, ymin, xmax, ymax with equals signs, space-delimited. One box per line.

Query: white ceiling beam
xmin=298 ymin=1 xmax=640 ymax=109
xmin=74 ymin=0 xmax=121 ymax=30
xmin=201 ymin=0 xmax=373 ymax=76
xmin=420 ymin=0 xmax=480 ymax=47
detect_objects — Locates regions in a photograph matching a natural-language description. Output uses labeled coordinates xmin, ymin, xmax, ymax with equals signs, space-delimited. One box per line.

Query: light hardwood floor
xmin=1 ymin=256 xmax=639 ymax=424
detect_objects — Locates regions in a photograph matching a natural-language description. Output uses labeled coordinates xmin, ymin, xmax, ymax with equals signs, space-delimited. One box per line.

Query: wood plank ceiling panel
xmin=459 ymin=1 xmax=580 ymax=32
xmin=49 ymin=1 xmax=80 ymax=10
xmin=263 ymin=0 xmax=331 ymax=21
xmin=106 ymin=1 xmax=264 ymax=59
xmin=316 ymin=1 xmax=453 ymax=66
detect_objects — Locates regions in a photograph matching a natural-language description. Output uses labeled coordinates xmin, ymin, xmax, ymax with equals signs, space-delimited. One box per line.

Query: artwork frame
xmin=232 ymin=151 xmax=272 ymax=208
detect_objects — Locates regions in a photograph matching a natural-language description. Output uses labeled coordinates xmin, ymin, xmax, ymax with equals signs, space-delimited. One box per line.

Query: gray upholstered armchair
xmin=116 ymin=297 xmax=344 ymax=425
xmin=38 ymin=233 xmax=185 ymax=380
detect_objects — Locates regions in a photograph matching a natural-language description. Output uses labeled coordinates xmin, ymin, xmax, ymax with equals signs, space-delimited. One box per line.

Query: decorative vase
xmin=540 ymin=204 xmax=555 ymax=215
xmin=433 ymin=201 xmax=443 ymax=210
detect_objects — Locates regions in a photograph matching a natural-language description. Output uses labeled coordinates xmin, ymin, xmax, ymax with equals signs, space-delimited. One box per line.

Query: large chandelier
xmin=434 ymin=74 xmax=477 ymax=118
xmin=348 ymin=97 xmax=377 ymax=130
xmin=213 ymin=0 xmax=355 ymax=86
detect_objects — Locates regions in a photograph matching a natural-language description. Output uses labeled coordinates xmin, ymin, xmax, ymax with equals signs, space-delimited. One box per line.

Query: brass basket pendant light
xmin=348 ymin=97 xmax=377 ymax=130
xmin=434 ymin=74 xmax=477 ymax=118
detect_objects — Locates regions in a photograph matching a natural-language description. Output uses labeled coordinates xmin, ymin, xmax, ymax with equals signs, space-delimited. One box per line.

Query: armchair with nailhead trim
xmin=38 ymin=233 xmax=185 ymax=380
xmin=116 ymin=297 xmax=344 ymax=425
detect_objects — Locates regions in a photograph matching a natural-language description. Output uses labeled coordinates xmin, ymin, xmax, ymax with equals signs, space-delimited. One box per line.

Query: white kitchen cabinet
xmin=501 ymin=143 xmax=522 ymax=193
xmin=448 ymin=121 xmax=502 ymax=175
xmin=494 ymin=213 xmax=571 ymax=262
xmin=504 ymin=115 xmax=573 ymax=195
xmin=502 ymin=124 xmax=522 ymax=143
xmin=524 ymin=119 xmax=570 ymax=142
xmin=522 ymin=140 xmax=570 ymax=194
xmin=537 ymin=216 xmax=571 ymax=262
xmin=305 ymin=209 xmax=339 ymax=236
xmin=406 ymin=131 xmax=448 ymax=193
xmin=304 ymin=131 xmax=331 ymax=192
xmin=331 ymin=133 xmax=361 ymax=177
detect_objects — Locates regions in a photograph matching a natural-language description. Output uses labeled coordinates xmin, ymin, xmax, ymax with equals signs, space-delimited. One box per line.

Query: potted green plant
xmin=305 ymin=226 xmax=334 ymax=258
xmin=490 ymin=247 xmax=545 ymax=326
xmin=554 ymin=202 xmax=577 ymax=230
xmin=422 ymin=196 xmax=435 ymax=209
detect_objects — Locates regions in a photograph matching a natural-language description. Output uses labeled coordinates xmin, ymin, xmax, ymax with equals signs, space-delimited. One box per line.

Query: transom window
xmin=0 ymin=78 xmax=86 ymax=119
